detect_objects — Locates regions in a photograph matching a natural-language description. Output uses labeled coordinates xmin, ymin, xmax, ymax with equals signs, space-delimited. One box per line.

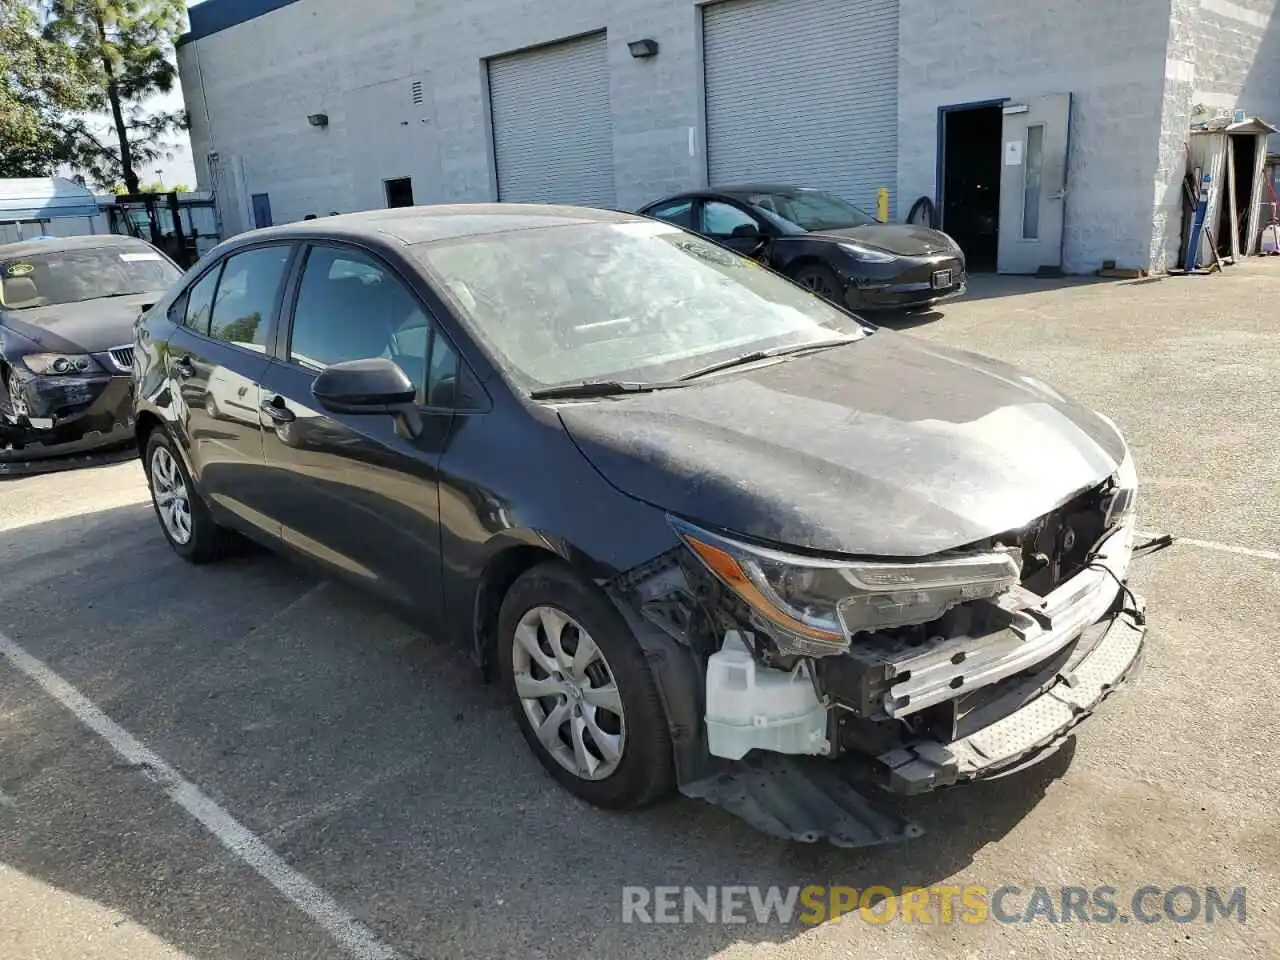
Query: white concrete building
xmin=177 ymin=0 xmax=1280 ymax=274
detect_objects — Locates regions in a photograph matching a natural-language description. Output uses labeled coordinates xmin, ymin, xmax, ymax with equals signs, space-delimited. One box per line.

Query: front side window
xmin=701 ymin=201 xmax=759 ymax=237
xmin=0 ymin=245 xmax=180 ymax=310
xmin=208 ymin=246 xmax=291 ymax=349
xmin=288 ymin=246 xmax=431 ymax=393
xmin=414 ymin=221 xmax=864 ymax=391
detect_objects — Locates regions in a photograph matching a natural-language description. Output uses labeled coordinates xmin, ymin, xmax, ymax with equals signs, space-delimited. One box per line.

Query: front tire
xmin=143 ymin=428 xmax=229 ymax=564
xmin=792 ymin=262 xmax=844 ymax=304
xmin=498 ymin=563 xmax=675 ymax=809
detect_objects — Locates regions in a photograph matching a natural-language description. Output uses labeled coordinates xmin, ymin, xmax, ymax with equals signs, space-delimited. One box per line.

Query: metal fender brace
xmin=605 ymin=550 xmax=923 ymax=849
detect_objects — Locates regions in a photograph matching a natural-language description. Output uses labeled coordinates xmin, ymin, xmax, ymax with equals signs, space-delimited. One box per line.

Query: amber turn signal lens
xmin=683 ymin=535 xmax=846 ymax=643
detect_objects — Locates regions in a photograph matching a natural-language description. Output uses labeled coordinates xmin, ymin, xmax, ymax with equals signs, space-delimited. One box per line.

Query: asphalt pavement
xmin=1 ymin=262 xmax=1277 ymax=959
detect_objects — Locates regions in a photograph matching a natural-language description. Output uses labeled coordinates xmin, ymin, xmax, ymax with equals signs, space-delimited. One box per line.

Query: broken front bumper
xmin=0 ymin=373 xmax=134 ymax=463
xmin=877 ymin=599 xmax=1146 ymax=794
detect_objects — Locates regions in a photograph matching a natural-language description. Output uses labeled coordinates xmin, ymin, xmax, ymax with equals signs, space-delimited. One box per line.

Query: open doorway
xmin=1215 ymin=135 xmax=1261 ymax=259
xmin=1228 ymin=134 xmax=1259 ymax=255
xmin=939 ymin=102 xmax=1003 ymax=272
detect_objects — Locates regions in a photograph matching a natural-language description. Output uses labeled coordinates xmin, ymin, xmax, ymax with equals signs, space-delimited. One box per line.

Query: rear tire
xmin=143 ymin=428 xmax=231 ymax=564
xmin=498 ymin=563 xmax=675 ymax=809
xmin=792 ymin=263 xmax=844 ymax=304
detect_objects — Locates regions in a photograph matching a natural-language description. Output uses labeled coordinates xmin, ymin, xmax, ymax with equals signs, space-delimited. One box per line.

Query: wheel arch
xmin=786 ymin=254 xmax=833 ymax=279
xmin=471 ymin=538 xmax=569 ymax=678
xmin=134 ymin=408 xmax=164 ymax=458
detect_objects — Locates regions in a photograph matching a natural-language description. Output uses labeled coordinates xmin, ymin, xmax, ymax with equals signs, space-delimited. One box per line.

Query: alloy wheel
xmin=511 ymin=605 xmax=626 ymax=781
xmin=150 ymin=446 xmax=193 ymax=545
xmin=798 ymin=272 xmax=837 ymax=299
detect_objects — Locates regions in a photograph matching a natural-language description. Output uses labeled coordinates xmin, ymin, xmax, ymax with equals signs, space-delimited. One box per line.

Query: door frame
xmin=934 ymin=98 xmax=1008 ymax=232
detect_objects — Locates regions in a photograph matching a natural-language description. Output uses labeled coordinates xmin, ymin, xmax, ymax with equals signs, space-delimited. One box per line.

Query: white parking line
xmin=0 ymin=629 xmax=405 ymax=960
xmin=1137 ymin=530 xmax=1280 ymax=562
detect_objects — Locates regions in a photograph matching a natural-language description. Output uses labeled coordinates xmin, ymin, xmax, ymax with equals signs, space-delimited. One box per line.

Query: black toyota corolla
xmin=1 ymin=234 xmax=180 ymax=463
xmin=639 ymin=185 xmax=966 ymax=312
xmin=133 ymin=204 xmax=1144 ymax=846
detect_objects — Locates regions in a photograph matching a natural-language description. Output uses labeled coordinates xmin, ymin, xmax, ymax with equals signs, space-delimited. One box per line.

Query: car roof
xmin=239 ymin=203 xmax=645 ymax=247
xmin=0 ymin=234 xmax=157 ymax=259
xmin=640 ymin=185 xmax=816 ymax=209
xmin=716 ymin=184 xmax=807 ymax=197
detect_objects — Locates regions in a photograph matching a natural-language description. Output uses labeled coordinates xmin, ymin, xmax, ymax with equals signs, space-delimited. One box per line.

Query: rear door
xmin=257 ymin=242 xmax=455 ymax=621
xmin=998 ymin=94 xmax=1072 ymax=274
xmin=164 ymin=243 xmax=294 ymax=537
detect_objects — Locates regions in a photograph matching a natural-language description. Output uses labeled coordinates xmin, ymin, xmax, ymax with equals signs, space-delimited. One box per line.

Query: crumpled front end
xmin=612 ymin=448 xmax=1146 ymax=845
xmin=1 ymin=349 xmax=135 ymax=465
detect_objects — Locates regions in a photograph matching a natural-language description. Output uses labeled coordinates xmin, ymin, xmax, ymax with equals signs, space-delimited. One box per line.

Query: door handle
xmin=260 ymin=396 xmax=296 ymax=424
xmin=174 ymin=356 xmax=196 ymax=379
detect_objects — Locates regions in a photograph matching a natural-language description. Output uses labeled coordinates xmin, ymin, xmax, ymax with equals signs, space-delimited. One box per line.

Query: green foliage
xmin=113 ymin=179 xmax=190 ymax=194
xmin=41 ymin=0 xmax=189 ymax=192
xmin=0 ymin=0 xmax=88 ymax=176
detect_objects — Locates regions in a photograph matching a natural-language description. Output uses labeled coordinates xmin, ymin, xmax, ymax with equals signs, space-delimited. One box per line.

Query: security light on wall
xmin=307 ymin=113 xmax=329 ymax=128
xmin=628 ymin=38 xmax=659 ymax=58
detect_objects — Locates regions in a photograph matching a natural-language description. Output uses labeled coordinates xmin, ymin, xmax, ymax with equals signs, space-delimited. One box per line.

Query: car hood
xmin=809 ymin=223 xmax=956 ymax=257
xmin=556 ymin=333 xmax=1126 ymax=557
xmin=0 ymin=293 xmax=154 ymax=356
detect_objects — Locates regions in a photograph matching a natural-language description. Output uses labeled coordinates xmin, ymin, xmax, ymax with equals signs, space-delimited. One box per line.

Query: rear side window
xmin=647 ymin=199 xmax=694 ymax=229
xmin=207 ymin=246 xmax=291 ymax=350
xmin=183 ymin=267 xmax=220 ymax=335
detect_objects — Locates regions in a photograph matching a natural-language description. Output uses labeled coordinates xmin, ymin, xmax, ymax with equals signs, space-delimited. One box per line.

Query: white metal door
xmin=702 ymin=0 xmax=899 ymax=216
xmin=488 ymin=33 xmax=615 ymax=207
xmin=998 ymin=94 xmax=1071 ymax=274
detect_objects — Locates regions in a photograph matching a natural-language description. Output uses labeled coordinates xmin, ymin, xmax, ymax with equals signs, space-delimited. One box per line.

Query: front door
xmin=997 ymin=94 xmax=1071 ymax=274
xmin=258 ymin=242 xmax=453 ymax=623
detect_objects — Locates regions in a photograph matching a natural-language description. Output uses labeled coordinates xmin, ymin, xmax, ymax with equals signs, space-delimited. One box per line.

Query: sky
xmin=71 ymin=0 xmax=204 ymax=191
xmin=133 ymin=0 xmax=202 ymax=189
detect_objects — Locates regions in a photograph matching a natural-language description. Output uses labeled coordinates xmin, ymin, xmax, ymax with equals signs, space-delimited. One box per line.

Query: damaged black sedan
xmin=133 ymin=205 xmax=1144 ymax=846
xmin=1 ymin=235 xmax=180 ymax=464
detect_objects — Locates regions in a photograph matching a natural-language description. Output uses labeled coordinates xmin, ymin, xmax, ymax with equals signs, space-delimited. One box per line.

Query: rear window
xmin=0 ymin=245 xmax=180 ymax=309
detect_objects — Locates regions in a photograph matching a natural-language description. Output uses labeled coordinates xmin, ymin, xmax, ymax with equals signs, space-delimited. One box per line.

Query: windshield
xmin=746 ymin=189 xmax=879 ymax=232
xmin=413 ymin=221 xmax=865 ymax=390
xmin=0 ymin=246 xmax=180 ymax=310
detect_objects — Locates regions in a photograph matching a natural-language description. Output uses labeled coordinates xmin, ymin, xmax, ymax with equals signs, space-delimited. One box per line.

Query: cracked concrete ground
xmin=1 ymin=262 xmax=1277 ymax=959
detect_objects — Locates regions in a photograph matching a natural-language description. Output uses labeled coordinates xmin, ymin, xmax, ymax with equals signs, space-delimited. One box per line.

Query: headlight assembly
xmin=838 ymin=242 xmax=897 ymax=264
xmin=22 ymin=353 xmax=102 ymax=375
xmin=1097 ymin=420 xmax=1138 ymax=529
xmin=671 ymin=518 xmax=1021 ymax=656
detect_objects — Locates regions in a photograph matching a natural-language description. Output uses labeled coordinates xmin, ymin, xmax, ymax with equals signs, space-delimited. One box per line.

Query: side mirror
xmin=311 ymin=357 xmax=423 ymax=437
xmin=730 ymin=223 xmax=762 ymax=239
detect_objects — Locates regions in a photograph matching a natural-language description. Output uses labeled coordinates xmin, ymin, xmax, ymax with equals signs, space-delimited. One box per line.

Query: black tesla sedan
xmin=1 ymin=234 xmax=180 ymax=463
xmin=639 ymin=185 xmax=967 ymax=312
xmin=133 ymin=204 xmax=1143 ymax=845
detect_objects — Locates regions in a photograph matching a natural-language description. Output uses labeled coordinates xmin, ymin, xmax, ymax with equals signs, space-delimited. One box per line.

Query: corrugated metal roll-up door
xmin=703 ymin=0 xmax=899 ymax=215
xmin=488 ymin=32 xmax=615 ymax=207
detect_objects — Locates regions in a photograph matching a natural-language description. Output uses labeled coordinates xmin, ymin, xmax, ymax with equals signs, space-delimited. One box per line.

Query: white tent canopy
xmin=0 ymin=177 xmax=100 ymax=221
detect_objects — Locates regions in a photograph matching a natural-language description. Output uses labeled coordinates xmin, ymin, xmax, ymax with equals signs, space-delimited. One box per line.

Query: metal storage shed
xmin=0 ymin=178 xmax=105 ymax=244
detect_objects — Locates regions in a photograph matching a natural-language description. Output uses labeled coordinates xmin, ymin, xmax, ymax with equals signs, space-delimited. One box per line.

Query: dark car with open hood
xmin=1 ymin=234 xmax=181 ymax=466
xmin=133 ymin=203 xmax=1144 ymax=847
xmin=639 ymin=185 xmax=967 ymax=313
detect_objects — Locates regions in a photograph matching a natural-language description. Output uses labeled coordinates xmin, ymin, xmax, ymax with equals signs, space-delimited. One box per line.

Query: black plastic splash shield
xmin=680 ymin=753 xmax=924 ymax=848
